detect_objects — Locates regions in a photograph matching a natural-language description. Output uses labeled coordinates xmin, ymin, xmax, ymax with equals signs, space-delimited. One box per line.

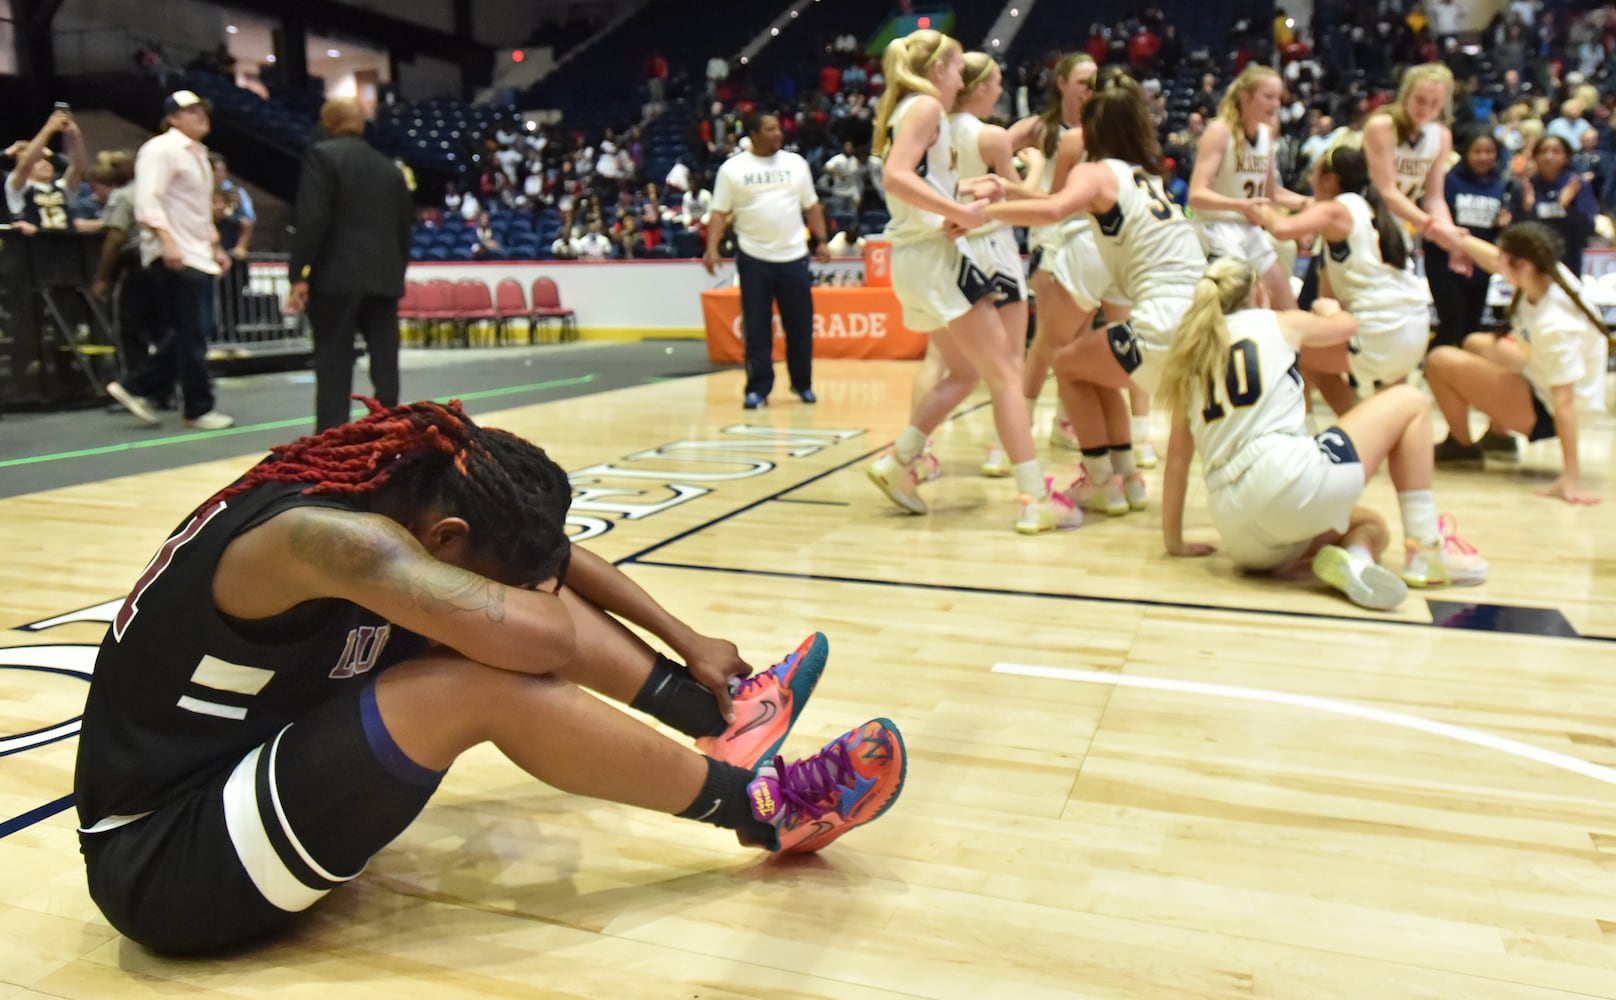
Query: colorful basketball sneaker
xmin=1015 ymin=477 xmax=1082 ymax=534
xmin=868 ymin=450 xmax=928 ymax=514
xmin=1401 ymin=514 xmax=1489 ymax=588
xmin=981 ymin=443 xmax=1011 ymax=478
xmin=696 ymin=632 xmax=829 ymax=771
xmin=917 ymin=439 xmax=943 ymax=482
xmin=1050 ymin=418 xmax=1081 ymax=451
xmin=1312 ymin=544 xmax=1408 ymax=611
xmin=1063 ymin=468 xmax=1129 ymax=517
xmin=746 ymin=718 xmax=907 ymax=854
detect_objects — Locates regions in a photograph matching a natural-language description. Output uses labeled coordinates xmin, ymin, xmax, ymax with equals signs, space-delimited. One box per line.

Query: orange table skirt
xmin=701 ymin=286 xmax=928 ymax=363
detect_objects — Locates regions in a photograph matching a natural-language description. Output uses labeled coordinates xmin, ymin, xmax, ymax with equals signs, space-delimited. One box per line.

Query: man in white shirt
xmin=703 ymin=113 xmax=830 ymax=409
xmin=106 ymin=90 xmax=234 ymax=431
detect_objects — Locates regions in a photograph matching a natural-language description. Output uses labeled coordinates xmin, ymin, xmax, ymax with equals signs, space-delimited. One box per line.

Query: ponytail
xmin=1498 ymin=222 xmax=1609 ymax=337
xmin=873 ymin=30 xmax=958 ymax=158
xmin=1322 ymin=144 xmax=1408 ymax=270
xmin=1159 ymin=258 xmax=1257 ymax=418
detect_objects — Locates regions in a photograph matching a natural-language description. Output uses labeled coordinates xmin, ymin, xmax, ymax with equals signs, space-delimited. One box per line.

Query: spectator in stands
xmin=107 ymin=90 xmax=234 ymax=431
xmin=472 ymin=212 xmax=500 ymax=259
xmin=1512 ymin=134 xmax=1599 ymax=277
xmin=574 ymin=219 xmax=614 ymax=260
xmin=283 ymin=98 xmax=414 ymax=433
xmin=210 ymin=153 xmax=254 ymax=255
xmin=1427 ymin=129 xmax=1510 ymax=350
xmin=6 ymin=109 xmax=86 ymax=232
xmin=647 ymin=50 xmax=669 ymax=105
xmin=1573 ymin=127 xmax=1613 ymax=209
xmin=1549 ymin=98 xmax=1594 ymax=149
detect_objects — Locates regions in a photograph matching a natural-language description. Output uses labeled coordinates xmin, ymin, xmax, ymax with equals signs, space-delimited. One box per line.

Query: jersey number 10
xmin=1201 ymin=339 xmax=1262 ymax=423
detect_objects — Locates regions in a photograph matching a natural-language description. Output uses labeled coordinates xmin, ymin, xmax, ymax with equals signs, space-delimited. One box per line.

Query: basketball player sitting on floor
xmin=73 ymin=399 xmax=907 ymax=955
xmin=1157 ymin=258 xmax=1489 ymax=610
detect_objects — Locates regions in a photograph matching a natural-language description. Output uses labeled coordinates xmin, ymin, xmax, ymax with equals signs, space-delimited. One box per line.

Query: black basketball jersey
xmin=74 ymin=481 xmax=427 ymax=829
xmin=19 ymin=179 xmax=71 ymax=229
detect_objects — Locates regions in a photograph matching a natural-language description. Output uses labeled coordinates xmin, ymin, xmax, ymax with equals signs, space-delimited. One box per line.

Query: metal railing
xmin=212 ymin=253 xmax=310 ymax=359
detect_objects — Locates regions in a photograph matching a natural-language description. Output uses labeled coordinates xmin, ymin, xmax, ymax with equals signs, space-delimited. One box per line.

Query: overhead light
xmin=266 ymin=54 xmax=276 ymax=63
xmin=992 ymin=38 xmax=1000 ymax=47
xmin=327 ymin=48 xmax=341 ymax=57
xmin=790 ymin=9 xmax=798 ymax=17
xmin=740 ymin=56 xmax=748 ymax=65
xmin=226 ymin=24 xmax=238 ymax=33
xmin=771 ymin=27 xmax=779 ymax=36
xmin=1011 ymin=8 xmax=1018 ymax=15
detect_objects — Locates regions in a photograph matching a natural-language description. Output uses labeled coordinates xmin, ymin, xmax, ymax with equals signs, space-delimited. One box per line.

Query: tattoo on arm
xmin=288 ymin=511 xmax=509 ymax=622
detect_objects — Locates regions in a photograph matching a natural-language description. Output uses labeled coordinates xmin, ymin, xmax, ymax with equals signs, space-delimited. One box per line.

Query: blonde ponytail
xmin=1158 ymin=258 xmax=1258 ymax=418
xmin=872 ymin=30 xmax=959 ymax=158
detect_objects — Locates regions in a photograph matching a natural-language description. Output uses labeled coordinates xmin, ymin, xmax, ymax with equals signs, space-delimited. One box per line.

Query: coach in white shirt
xmin=703 ymin=113 xmax=829 ymax=409
xmin=107 ymin=89 xmax=234 ymax=431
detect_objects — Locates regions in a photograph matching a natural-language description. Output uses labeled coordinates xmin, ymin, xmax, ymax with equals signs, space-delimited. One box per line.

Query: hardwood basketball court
xmin=4 ymin=357 xmax=1615 ymax=998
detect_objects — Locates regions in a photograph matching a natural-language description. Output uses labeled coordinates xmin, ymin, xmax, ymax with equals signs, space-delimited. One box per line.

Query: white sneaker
xmin=1401 ymin=514 xmax=1488 ymax=587
xmin=1015 ymin=479 xmax=1082 ymax=534
xmin=1063 ymin=469 xmax=1129 ymax=517
xmin=107 ymin=381 xmax=160 ymax=426
xmin=981 ymin=444 xmax=1011 ymax=478
xmin=1312 ymin=545 xmax=1408 ymax=611
xmin=1136 ymin=440 xmax=1159 ymax=469
xmin=1049 ymin=419 xmax=1081 ymax=451
xmin=1122 ymin=473 xmax=1149 ymax=511
xmin=183 ymin=411 xmax=236 ymax=430
xmin=867 ymin=451 xmax=927 ymax=515
xmin=916 ymin=440 xmax=942 ymax=482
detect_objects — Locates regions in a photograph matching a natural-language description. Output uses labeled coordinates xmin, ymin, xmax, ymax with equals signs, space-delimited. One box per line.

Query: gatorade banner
xmin=700 ymin=287 xmax=928 ymax=362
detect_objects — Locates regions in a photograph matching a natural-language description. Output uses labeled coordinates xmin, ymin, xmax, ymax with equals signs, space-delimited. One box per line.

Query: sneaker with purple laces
xmin=746 ymin=718 xmax=907 ymax=854
xmin=695 ymin=632 xmax=828 ymax=770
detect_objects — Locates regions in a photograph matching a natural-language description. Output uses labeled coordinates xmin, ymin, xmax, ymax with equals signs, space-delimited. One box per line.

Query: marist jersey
xmin=1393 ymin=120 xmax=1442 ymax=202
xmin=882 ymin=94 xmax=958 ymax=246
xmin=74 ymin=481 xmax=427 ymax=830
xmin=949 ymin=113 xmax=1006 ymax=238
xmin=1320 ymin=193 xmax=1433 ymax=324
xmin=1189 ymin=309 xmax=1308 ymax=474
xmin=1090 ymin=158 xmax=1204 ymax=305
xmin=1199 ymin=124 xmax=1271 ymax=224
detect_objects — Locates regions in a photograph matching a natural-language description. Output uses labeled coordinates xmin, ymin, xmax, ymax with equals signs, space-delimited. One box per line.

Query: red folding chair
xmin=453 ymin=279 xmax=498 ymax=346
xmin=494 ymin=278 xmax=529 ymax=343
xmin=396 ymin=280 xmax=426 ymax=346
xmin=419 ymin=279 xmax=460 ymax=347
xmin=529 ymin=277 xmax=577 ymax=343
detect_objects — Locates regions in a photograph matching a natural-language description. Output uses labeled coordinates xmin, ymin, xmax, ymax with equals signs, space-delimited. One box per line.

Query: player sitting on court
xmin=1158 ymin=258 xmax=1488 ymax=609
xmin=73 ymin=398 xmax=907 ymax=955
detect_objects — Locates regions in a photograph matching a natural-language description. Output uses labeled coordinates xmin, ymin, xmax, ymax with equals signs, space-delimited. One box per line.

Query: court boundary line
xmin=627 ymin=556 xmax=1614 ymax=644
xmin=992 ymin=662 xmax=1616 ymax=786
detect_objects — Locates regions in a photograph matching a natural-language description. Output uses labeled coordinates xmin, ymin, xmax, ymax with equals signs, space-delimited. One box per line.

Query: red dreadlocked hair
xmin=213 ymin=398 xmax=479 ymax=503
xmin=211 ymin=398 xmax=574 ymax=585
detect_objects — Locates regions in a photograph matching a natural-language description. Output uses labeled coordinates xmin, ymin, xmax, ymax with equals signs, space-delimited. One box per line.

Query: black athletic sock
xmin=630 ymin=655 xmax=727 ymax=738
xmin=676 ymin=756 xmax=777 ymax=845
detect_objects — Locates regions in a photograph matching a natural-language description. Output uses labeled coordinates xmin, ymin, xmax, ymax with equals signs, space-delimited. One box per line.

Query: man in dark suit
xmin=286 ymin=98 xmax=413 ymax=431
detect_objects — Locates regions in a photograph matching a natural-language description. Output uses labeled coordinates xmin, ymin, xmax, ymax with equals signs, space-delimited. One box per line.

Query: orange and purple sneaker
xmin=695 ymin=632 xmax=828 ymax=771
xmin=746 ymin=717 xmax=907 ymax=854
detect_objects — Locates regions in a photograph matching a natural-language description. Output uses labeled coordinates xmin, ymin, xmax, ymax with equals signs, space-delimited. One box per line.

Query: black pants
xmin=736 ymin=250 xmax=814 ymax=399
xmin=122 ymin=265 xmax=217 ymax=419
xmin=1427 ymin=266 xmax=1491 ymax=352
xmin=114 ymin=259 xmax=166 ymax=392
xmin=308 ymin=292 xmax=401 ymax=431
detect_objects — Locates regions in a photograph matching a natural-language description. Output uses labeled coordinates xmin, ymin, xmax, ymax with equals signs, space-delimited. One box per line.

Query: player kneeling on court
xmin=73 ymin=399 xmax=906 ymax=955
xmin=1158 ymin=259 xmax=1488 ymax=609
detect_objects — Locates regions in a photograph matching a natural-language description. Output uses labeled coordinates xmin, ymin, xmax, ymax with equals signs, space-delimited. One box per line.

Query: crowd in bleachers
xmin=78 ymin=0 xmax=1616 ymax=271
